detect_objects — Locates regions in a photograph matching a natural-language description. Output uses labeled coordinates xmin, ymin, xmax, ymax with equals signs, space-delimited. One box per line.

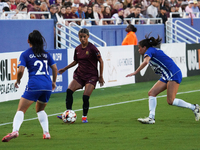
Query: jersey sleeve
xmin=144 ymin=47 xmax=155 ymax=59
xmin=18 ymin=52 xmax=27 ymax=67
xmin=93 ymin=46 xmax=101 ymax=59
xmin=47 ymin=53 xmax=56 ymax=66
xmin=74 ymin=49 xmax=78 ymax=62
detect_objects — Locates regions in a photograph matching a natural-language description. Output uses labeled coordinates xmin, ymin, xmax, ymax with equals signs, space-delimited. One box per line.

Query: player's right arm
xmin=58 ymin=60 xmax=77 ymax=74
xmin=126 ymin=55 xmax=150 ymax=77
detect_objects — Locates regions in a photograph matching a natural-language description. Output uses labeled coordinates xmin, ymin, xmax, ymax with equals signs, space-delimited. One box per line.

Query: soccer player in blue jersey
xmin=126 ymin=34 xmax=200 ymax=124
xmin=2 ymin=30 xmax=57 ymax=142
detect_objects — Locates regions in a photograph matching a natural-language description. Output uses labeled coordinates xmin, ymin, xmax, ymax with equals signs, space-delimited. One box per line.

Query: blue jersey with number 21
xmin=18 ymin=48 xmax=55 ymax=91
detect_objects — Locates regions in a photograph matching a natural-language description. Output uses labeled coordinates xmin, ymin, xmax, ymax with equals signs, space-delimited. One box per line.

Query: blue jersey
xmin=144 ymin=47 xmax=181 ymax=81
xmin=18 ymin=48 xmax=56 ymax=91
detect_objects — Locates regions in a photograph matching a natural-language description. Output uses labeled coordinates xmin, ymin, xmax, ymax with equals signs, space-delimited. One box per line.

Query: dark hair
xmin=78 ymin=28 xmax=89 ymax=36
xmin=58 ymin=6 xmax=66 ymax=17
xmin=135 ymin=4 xmax=141 ymax=9
xmin=3 ymin=7 xmax=10 ymax=11
xmin=17 ymin=3 xmax=27 ymax=11
xmin=129 ymin=24 xmax=137 ymax=32
xmin=139 ymin=33 xmax=162 ymax=49
xmin=63 ymin=2 xmax=72 ymax=7
xmin=28 ymin=30 xmax=47 ymax=59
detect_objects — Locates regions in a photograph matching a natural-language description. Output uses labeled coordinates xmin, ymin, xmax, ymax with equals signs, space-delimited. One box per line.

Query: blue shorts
xmin=22 ymin=91 xmax=52 ymax=103
xmin=159 ymin=71 xmax=182 ymax=84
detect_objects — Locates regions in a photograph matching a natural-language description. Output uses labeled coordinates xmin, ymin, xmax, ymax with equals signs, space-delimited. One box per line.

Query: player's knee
xmin=148 ymin=90 xmax=158 ymax=97
xmin=148 ymin=90 xmax=154 ymax=97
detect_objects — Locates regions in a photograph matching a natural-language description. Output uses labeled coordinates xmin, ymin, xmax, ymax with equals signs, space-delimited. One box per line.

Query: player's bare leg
xmin=2 ymin=98 xmax=34 ymax=142
xmin=168 ymin=81 xmax=199 ymax=121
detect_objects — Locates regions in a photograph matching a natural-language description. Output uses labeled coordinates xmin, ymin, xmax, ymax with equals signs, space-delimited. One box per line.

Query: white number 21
xmin=34 ymin=60 xmax=49 ymax=75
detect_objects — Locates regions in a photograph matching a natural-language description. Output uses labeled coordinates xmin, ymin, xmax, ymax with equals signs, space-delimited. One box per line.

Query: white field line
xmin=0 ymin=89 xmax=199 ymax=127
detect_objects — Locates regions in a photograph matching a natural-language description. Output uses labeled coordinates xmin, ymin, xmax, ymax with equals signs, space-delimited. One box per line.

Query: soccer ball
xmin=62 ymin=110 xmax=77 ymax=124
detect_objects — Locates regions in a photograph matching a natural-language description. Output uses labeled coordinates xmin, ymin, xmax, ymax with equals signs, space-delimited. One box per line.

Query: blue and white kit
xmin=144 ymin=47 xmax=182 ymax=84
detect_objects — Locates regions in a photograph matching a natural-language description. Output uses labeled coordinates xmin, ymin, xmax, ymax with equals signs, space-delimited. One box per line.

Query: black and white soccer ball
xmin=62 ymin=110 xmax=77 ymax=124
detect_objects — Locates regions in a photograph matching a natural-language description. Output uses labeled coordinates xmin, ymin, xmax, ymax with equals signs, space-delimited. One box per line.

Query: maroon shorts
xmin=73 ymin=73 xmax=98 ymax=88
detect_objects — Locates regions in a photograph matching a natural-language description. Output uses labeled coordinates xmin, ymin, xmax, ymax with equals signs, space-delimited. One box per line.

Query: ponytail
xmin=139 ymin=33 xmax=162 ymax=49
xmin=28 ymin=30 xmax=47 ymax=59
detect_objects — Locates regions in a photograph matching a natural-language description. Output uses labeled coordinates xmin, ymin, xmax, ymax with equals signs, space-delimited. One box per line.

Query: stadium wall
xmin=1 ymin=43 xmax=199 ymax=102
xmin=1 ymin=18 xmax=200 ymax=53
xmin=66 ymin=24 xmax=165 ymax=46
xmin=0 ymin=20 xmax=165 ymax=53
xmin=0 ymin=20 xmax=55 ymax=53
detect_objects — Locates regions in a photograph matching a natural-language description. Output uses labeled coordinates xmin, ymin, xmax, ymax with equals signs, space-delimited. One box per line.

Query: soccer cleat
xmin=82 ymin=117 xmax=88 ymax=123
xmin=137 ymin=117 xmax=155 ymax=124
xmin=2 ymin=131 xmax=19 ymax=142
xmin=43 ymin=132 xmax=51 ymax=139
xmin=193 ymin=104 xmax=200 ymax=121
xmin=57 ymin=115 xmax=62 ymax=120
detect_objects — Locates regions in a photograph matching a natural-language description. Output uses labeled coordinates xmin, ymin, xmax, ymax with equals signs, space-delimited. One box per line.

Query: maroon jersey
xmin=63 ymin=13 xmax=73 ymax=19
xmin=74 ymin=42 xmax=101 ymax=79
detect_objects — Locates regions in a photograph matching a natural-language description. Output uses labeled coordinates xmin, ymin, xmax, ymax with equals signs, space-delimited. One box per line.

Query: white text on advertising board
xmin=187 ymin=49 xmax=200 ymax=70
xmin=117 ymin=58 xmax=132 ymax=66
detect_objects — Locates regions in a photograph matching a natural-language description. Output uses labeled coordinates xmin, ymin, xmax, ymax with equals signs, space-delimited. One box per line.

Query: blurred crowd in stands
xmin=0 ymin=0 xmax=200 ymax=25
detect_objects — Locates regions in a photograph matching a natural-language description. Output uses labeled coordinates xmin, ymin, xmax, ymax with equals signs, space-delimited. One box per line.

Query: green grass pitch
xmin=0 ymin=75 xmax=200 ymax=150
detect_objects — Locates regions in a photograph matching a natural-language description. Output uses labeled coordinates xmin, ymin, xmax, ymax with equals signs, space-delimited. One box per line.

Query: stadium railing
xmin=64 ymin=17 xmax=163 ymax=26
xmin=27 ymin=11 xmax=51 ymax=19
xmin=56 ymin=21 xmax=107 ymax=49
xmin=0 ymin=11 xmax=51 ymax=19
xmin=166 ymin=19 xmax=200 ymax=43
xmin=0 ymin=11 xmax=27 ymax=19
xmin=169 ymin=12 xmax=200 ymax=18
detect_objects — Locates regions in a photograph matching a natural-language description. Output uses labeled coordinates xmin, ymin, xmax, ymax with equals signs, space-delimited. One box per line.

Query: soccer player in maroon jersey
xmin=57 ymin=28 xmax=105 ymax=123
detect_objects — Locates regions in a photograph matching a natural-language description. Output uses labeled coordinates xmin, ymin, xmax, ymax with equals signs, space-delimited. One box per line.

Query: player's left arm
xmin=126 ymin=55 xmax=150 ymax=77
xmin=98 ymin=55 xmax=105 ymax=87
xmin=50 ymin=64 xmax=58 ymax=90
xmin=15 ymin=66 xmax=25 ymax=88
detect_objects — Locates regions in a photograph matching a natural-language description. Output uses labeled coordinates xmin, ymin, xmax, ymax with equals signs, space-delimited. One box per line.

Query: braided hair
xmin=139 ymin=33 xmax=162 ymax=49
xmin=78 ymin=28 xmax=89 ymax=36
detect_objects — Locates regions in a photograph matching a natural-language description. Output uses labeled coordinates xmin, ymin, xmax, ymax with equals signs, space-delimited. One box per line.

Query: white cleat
xmin=137 ymin=117 xmax=155 ymax=124
xmin=193 ymin=104 xmax=200 ymax=121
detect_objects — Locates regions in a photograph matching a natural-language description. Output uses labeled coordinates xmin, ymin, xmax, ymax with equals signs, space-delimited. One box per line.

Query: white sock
xmin=148 ymin=96 xmax=157 ymax=119
xmin=172 ymin=98 xmax=195 ymax=110
xmin=37 ymin=110 xmax=49 ymax=134
xmin=12 ymin=111 xmax=24 ymax=132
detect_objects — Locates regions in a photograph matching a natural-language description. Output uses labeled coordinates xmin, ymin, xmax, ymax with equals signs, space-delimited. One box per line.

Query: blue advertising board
xmin=48 ymin=49 xmax=68 ymax=93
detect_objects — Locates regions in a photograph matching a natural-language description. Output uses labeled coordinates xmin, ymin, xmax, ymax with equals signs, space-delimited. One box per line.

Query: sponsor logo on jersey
xmin=96 ymin=52 xmax=101 ymax=58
